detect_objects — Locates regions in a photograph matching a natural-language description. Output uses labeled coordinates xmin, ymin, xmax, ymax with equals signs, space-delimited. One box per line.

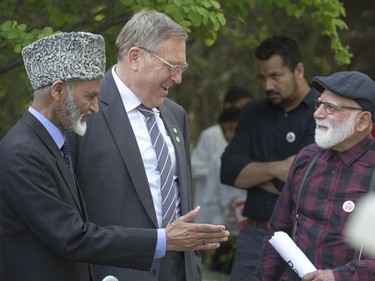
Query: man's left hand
xmin=303 ymin=269 xmax=335 ymax=281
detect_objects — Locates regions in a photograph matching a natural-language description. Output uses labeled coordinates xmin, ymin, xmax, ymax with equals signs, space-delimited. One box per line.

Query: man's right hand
xmin=165 ymin=206 xmax=230 ymax=251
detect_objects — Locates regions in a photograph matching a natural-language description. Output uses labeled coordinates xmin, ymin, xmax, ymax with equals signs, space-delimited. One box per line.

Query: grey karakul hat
xmin=22 ymin=31 xmax=106 ymax=90
xmin=312 ymin=71 xmax=375 ymax=121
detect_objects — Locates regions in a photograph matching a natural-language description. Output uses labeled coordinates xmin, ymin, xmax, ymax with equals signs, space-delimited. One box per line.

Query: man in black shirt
xmin=220 ymin=36 xmax=319 ymax=281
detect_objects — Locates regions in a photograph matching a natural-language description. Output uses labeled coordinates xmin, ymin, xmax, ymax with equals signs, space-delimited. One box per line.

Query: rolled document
xmin=269 ymin=231 xmax=317 ymax=278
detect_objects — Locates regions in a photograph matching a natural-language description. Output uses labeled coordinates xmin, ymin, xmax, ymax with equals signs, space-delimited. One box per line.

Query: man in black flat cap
xmin=255 ymin=71 xmax=375 ymax=281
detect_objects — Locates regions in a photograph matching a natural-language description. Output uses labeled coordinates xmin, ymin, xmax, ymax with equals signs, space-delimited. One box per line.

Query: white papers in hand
xmin=269 ymin=231 xmax=317 ymax=278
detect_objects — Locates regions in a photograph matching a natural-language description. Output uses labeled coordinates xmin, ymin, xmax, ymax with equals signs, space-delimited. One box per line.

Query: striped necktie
xmin=137 ymin=104 xmax=177 ymax=227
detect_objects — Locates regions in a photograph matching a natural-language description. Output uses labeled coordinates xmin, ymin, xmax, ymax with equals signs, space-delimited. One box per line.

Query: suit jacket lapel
xmin=100 ymin=70 xmax=158 ymax=227
xmin=22 ymin=111 xmax=85 ymax=218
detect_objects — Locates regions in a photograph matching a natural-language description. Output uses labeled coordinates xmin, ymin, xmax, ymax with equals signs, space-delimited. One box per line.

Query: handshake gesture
xmin=165 ymin=206 xmax=230 ymax=251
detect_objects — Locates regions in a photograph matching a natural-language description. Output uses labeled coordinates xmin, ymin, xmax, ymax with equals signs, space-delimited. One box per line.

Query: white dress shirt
xmin=112 ymin=66 xmax=182 ymax=258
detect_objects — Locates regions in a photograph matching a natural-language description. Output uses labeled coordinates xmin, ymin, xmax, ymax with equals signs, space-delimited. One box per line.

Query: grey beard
xmin=57 ymin=84 xmax=81 ymax=132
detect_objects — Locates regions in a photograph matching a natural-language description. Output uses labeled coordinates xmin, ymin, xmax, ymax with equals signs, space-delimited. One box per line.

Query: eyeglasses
xmin=138 ymin=47 xmax=188 ymax=75
xmin=314 ymin=99 xmax=363 ymax=115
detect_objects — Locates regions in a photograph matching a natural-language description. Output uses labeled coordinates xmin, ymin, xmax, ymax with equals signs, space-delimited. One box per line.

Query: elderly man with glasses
xmin=69 ymin=9 xmax=229 ymax=281
xmin=255 ymin=71 xmax=375 ymax=281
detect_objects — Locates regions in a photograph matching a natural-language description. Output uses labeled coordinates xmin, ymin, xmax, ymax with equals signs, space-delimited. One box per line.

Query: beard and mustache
xmin=315 ymin=111 xmax=358 ymax=149
xmin=56 ymin=84 xmax=87 ymax=136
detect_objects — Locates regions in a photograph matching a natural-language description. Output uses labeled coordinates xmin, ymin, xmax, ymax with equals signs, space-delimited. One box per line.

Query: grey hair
xmin=115 ymin=9 xmax=188 ymax=61
xmin=34 ymin=85 xmax=51 ymax=97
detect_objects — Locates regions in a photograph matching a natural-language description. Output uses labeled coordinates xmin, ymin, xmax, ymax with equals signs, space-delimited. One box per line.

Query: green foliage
xmin=0 ymin=21 xmax=54 ymax=53
xmin=0 ymin=0 xmax=353 ymax=138
xmin=245 ymin=0 xmax=351 ymax=64
xmin=0 ymin=0 xmax=350 ymax=61
xmin=309 ymin=1 xmax=351 ymax=64
xmin=0 ymin=0 xmax=350 ymax=69
xmin=120 ymin=0 xmax=226 ymax=46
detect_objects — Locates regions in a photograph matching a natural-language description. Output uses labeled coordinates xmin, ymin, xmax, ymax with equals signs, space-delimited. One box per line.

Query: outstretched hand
xmin=165 ymin=206 xmax=230 ymax=251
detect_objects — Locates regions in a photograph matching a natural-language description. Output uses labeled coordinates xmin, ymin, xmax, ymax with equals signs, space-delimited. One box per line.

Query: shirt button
xmin=150 ymin=268 xmax=157 ymax=275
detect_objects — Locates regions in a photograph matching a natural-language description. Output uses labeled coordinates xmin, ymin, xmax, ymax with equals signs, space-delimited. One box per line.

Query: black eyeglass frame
xmin=314 ymin=99 xmax=363 ymax=114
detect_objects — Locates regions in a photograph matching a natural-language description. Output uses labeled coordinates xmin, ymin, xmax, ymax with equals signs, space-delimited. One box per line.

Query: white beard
xmin=58 ymin=84 xmax=87 ymax=136
xmin=73 ymin=115 xmax=87 ymax=136
xmin=315 ymin=111 xmax=357 ymax=149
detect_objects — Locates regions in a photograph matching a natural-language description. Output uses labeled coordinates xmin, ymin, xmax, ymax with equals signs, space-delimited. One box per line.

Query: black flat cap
xmin=312 ymin=71 xmax=375 ymax=121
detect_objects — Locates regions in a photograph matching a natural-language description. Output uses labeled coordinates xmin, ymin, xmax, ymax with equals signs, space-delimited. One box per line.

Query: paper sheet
xmin=269 ymin=231 xmax=317 ymax=278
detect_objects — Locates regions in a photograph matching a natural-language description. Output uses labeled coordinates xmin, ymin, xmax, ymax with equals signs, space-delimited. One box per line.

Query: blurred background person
xmin=192 ymin=86 xmax=252 ymax=223
xmin=201 ymin=107 xmax=247 ymax=277
xmin=344 ymin=193 xmax=375 ymax=258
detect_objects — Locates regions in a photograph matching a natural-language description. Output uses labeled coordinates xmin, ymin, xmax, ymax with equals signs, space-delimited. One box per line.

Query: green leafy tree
xmin=0 ymin=0 xmax=350 ymax=138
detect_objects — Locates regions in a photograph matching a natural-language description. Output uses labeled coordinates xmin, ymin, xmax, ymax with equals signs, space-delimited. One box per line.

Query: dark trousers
xmin=159 ymin=251 xmax=186 ymax=281
xmin=230 ymin=223 xmax=267 ymax=281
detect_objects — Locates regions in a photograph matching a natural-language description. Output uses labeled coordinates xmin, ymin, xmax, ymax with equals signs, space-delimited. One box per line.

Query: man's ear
xmin=356 ymin=111 xmax=372 ymax=132
xmin=51 ymin=80 xmax=66 ymax=101
xmin=128 ymin=47 xmax=141 ymax=71
xmin=294 ymin=62 xmax=305 ymax=80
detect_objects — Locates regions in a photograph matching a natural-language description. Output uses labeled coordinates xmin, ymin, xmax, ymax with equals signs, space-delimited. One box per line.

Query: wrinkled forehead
xmin=319 ymin=90 xmax=361 ymax=107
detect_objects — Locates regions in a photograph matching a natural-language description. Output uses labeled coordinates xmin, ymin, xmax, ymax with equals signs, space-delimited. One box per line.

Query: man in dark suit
xmin=0 ymin=31 xmax=229 ymax=281
xmin=71 ymin=9 xmax=221 ymax=281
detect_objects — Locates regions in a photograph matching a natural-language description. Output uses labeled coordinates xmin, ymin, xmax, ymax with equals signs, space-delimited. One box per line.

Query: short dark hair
xmin=254 ymin=36 xmax=303 ymax=71
xmin=217 ymin=108 xmax=242 ymax=124
xmin=224 ymin=85 xmax=253 ymax=105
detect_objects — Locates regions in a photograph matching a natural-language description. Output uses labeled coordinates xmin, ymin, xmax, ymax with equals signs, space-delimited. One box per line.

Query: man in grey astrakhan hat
xmin=255 ymin=71 xmax=375 ymax=281
xmin=0 ymin=31 xmax=229 ymax=281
